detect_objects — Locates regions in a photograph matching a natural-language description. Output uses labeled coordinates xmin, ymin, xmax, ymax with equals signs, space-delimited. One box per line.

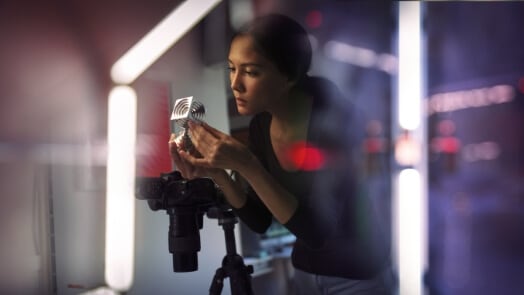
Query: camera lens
xmin=173 ymin=252 xmax=198 ymax=272
xmin=168 ymin=207 xmax=202 ymax=272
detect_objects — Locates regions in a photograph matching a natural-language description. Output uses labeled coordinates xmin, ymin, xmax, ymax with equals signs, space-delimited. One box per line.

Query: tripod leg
xmin=209 ymin=211 xmax=255 ymax=294
xmin=229 ymin=263 xmax=254 ymax=295
xmin=223 ymin=255 xmax=254 ymax=295
xmin=209 ymin=267 xmax=226 ymax=295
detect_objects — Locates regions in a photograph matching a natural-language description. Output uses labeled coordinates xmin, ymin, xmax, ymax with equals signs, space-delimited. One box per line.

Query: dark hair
xmin=234 ymin=13 xmax=312 ymax=83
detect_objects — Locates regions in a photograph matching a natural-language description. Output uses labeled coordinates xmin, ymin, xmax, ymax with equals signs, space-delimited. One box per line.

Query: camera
xmin=135 ymin=170 xmax=221 ymax=272
xmin=136 ymin=170 xmax=254 ymax=294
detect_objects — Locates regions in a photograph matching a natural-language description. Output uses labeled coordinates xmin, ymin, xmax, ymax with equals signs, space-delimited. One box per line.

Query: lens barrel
xmin=168 ymin=207 xmax=201 ymax=272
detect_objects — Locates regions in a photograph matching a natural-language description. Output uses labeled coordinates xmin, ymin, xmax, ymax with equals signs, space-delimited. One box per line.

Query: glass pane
xmin=425 ymin=2 xmax=524 ymax=294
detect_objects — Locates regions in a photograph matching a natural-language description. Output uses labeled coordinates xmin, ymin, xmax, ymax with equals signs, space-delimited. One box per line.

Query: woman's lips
xmin=235 ymin=98 xmax=247 ymax=107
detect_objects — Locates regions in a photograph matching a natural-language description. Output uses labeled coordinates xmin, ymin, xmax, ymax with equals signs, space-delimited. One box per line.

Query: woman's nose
xmin=230 ymin=73 xmax=244 ymax=92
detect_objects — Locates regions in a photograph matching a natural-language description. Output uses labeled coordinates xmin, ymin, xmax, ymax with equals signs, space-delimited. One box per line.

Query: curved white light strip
xmin=111 ymin=0 xmax=223 ymax=84
xmin=105 ymin=86 xmax=137 ymax=291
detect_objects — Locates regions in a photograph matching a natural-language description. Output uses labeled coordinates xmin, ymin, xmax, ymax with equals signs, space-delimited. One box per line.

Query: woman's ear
xmin=287 ymin=73 xmax=308 ymax=91
xmin=285 ymin=75 xmax=300 ymax=90
xmin=285 ymin=80 xmax=296 ymax=91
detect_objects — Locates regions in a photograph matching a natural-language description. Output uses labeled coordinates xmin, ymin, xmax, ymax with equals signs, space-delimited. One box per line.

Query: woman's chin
xmin=236 ymin=106 xmax=253 ymax=116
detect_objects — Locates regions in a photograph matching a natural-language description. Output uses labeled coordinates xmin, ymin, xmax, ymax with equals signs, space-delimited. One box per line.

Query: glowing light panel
xmin=396 ymin=168 xmax=423 ymax=295
xmin=395 ymin=3 xmax=426 ymax=295
xmin=105 ymin=86 xmax=137 ymax=291
xmin=398 ymin=2 xmax=422 ymax=130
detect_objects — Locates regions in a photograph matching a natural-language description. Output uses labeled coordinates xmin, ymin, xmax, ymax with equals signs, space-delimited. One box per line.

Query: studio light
xmin=395 ymin=2 xmax=427 ymax=295
xmin=105 ymin=86 xmax=137 ymax=291
xmin=110 ymin=0 xmax=223 ymax=84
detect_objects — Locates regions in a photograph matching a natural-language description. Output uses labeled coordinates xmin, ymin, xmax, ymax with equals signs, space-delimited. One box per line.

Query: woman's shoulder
xmin=305 ymin=76 xmax=366 ymax=147
xmin=303 ymin=76 xmax=354 ymax=117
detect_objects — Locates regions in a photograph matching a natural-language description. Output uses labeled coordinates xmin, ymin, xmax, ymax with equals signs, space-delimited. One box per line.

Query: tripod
xmin=207 ymin=207 xmax=254 ymax=295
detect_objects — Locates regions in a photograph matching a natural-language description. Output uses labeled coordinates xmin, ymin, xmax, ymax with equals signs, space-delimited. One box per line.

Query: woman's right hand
xmin=169 ymin=133 xmax=212 ymax=179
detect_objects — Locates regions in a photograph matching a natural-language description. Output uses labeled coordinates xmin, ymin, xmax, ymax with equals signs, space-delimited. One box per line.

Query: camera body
xmin=136 ymin=170 xmax=219 ymax=272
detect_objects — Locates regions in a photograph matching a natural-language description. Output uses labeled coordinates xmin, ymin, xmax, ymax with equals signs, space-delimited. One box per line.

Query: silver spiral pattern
xmin=172 ymin=97 xmax=205 ymax=128
xmin=171 ymin=97 xmax=206 ymax=153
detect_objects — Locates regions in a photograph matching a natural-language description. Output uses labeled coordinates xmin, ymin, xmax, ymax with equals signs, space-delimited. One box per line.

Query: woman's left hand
xmin=181 ymin=121 xmax=254 ymax=173
xmin=169 ymin=133 xmax=214 ymax=180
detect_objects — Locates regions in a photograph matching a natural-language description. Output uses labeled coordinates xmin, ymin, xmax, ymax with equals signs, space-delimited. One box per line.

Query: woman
xmin=170 ymin=13 xmax=392 ymax=295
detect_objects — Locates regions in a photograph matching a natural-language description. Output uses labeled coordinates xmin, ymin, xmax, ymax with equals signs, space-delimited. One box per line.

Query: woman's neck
xmin=269 ymin=89 xmax=313 ymax=142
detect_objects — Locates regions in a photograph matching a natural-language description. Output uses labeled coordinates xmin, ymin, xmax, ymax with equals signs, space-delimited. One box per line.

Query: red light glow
xmin=305 ymin=10 xmax=323 ymax=29
xmin=286 ymin=141 xmax=325 ymax=171
xmin=518 ymin=77 xmax=524 ymax=94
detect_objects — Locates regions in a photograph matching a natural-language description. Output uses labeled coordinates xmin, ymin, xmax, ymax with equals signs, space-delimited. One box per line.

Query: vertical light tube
xmin=398 ymin=1 xmax=422 ymax=131
xmin=396 ymin=169 xmax=423 ymax=295
xmin=395 ymin=2 xmax=427 ymax=295
xmin=105 ymin=86 xmax=137 ymax=291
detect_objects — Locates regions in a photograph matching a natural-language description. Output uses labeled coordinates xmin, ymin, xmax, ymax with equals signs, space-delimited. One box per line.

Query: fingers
xmin=169 ymin=133 xmax=183 ymax=153
xmin=169 ymin=133 xmax=192 ymax=178
xmin=189 ymin=120 xmax=224 ymax=138
xmin=178 ymin=149 xmax=211 ymax=167
xmin=186 ymin=121 xmax=244 ymax=170
xmin=187 ymin=122 xmax=216 ymax=155
xmin=188 ymin=121 xmax=228 ymax=144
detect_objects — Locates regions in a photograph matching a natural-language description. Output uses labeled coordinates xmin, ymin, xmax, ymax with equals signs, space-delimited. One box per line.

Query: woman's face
xmin=228 ymin=35 xmax=292 ymax=115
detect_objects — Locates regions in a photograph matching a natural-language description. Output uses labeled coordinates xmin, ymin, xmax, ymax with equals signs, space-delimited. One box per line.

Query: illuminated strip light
xmin=105 ymin=86 xmax=137 ymax=291
xmin=396 ymin=2 xmax=426 ymax=295
xmin=398 ymin=2 xmax=422 ymax=131
xmin=462 ymin=141 xmax=501 ymax=162
xmin=396 ymin=169 xmax=423 ymax=295
xmin=323 ymin=40 xmax=398 ymax=74
xmin=111 ymin=0 xmax=223 ymax=84
xmin=427 ymin=84 xmax=514 ymax=114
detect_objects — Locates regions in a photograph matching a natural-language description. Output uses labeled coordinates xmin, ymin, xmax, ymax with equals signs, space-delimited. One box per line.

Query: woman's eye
xmin=245 ymin=70 xmax=258 ymax=77
xmin=229 ymin=66 xmax=259 ymax=77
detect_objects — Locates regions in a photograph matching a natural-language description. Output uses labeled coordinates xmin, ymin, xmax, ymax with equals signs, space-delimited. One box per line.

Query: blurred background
xmin=0 ymin=0 xmax=522 ymax=294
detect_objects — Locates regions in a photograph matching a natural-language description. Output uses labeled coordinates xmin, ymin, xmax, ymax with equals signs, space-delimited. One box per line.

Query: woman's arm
xmin=233 ymin=154 xmax=298 ymax=224
xmin=170 ymin=132 xmax=273 ymax=232
xmin=179 ymin=121 xmax=298 ymax=224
